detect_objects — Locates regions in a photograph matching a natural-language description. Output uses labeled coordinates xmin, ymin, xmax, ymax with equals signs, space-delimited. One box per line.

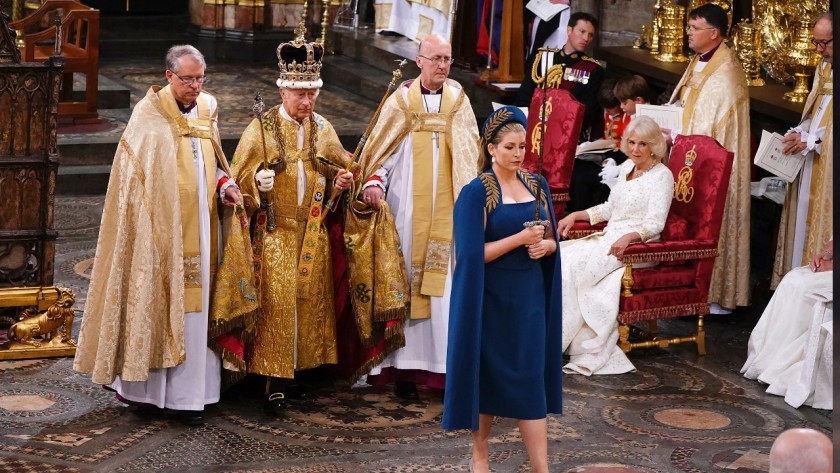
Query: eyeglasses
xmin=418 ymin=54 xmax=454 ymax=65
xmin=810 ymin=37 xmax=833 ymax=49
xmin=170 ymin=71 xmax=208 ymax=85
xmin=685 ymin=26 xmax=716 ymax=34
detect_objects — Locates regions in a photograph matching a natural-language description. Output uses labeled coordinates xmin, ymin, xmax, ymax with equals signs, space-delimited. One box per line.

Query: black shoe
xmin=264 ymin=392 xmax=286 ymax=416
xmin=284 ymin=384 xmax=310 ymax=402
xmin=178 ymin=411 xmax=204 ymax=427
xmin=394 ymin=381 xmax=419 ymax=400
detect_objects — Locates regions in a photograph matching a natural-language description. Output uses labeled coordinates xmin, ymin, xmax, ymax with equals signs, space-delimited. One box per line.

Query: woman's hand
xmin=557 ymin=215 xmax=576 ymax=238
xmin=519 ymin=225 xmax=545 ymax=247
xmin=607 ymin=233 xmax=638 ymax=259
xmin=527 ymin=238 xmax=557 ymax=259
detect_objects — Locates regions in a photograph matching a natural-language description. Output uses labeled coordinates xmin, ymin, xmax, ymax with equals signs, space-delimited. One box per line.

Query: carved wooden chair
xmin=523 ymin=87 xmax=583 ymax=221
xmin=10 ymin=0 xmax=100 ymax=121
xmin=567 ymin=134 xmax=734 ymax=355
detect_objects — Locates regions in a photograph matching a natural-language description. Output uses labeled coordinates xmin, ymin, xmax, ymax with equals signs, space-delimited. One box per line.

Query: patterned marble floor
xmin=0 ymin=194 xmax=829 ymax=472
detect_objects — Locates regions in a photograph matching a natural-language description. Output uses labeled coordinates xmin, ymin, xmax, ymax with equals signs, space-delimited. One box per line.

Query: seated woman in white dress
xmin=741 ymin=239 xmax=833 ymax=410
xmin=556 ymin=116 xmax=674 ymax=375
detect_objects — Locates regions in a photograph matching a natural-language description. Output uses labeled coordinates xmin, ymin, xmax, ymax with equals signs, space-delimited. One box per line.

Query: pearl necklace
xmin=631 ymin=161 xmax=657 ymax=179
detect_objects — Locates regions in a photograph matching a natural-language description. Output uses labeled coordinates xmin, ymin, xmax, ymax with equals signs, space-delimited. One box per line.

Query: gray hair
xmin=166 ymin=45 xmax=206 ymax=73
xmin=815 ymin=12 xmax=832 ymax=30
xmin=620 ymin=116 xmax=668 ymax=163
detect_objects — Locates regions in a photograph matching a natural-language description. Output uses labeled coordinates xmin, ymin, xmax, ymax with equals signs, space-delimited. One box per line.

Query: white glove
xmin=599 ymin=158 xmax=620 ymax=189
xmin=255 ymin=169 xmax=275 ymax=193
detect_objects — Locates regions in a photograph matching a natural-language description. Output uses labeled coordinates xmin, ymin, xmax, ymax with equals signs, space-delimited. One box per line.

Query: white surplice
xmin=375 ymin=0 xmax=452 ymax=42
xmin=741 ymin=266 xmax=833 ymax=410
xmin=364 ymin=87 xmax=452 ymax=376
xmin=561 ymin=160 xmax=674 ymax=375
xmin=110 ymin=99 xmax=222 ymax=411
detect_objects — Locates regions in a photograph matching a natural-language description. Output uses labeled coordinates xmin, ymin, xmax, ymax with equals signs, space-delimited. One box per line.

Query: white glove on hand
xmin=599 ymin=158 xmax=620 ymax=189
xmin=255 ymin=169 xmax=275 ymax=193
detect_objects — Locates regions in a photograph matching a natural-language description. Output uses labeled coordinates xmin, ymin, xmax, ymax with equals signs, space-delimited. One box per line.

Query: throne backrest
xmin=523 ymin=88 xmax=584 ymax=192
xmin=663 ymin=134 xmax=734 ymax=242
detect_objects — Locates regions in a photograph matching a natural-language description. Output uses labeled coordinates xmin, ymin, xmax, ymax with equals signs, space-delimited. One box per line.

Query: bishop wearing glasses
xmin=667 ymin=3 xmax=751 ymax=314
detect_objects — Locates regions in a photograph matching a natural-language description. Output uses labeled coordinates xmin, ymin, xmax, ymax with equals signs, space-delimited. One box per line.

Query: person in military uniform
xmin=514 ymin=11 xmax=606 ymax=213
xmin=228 ymin=25 xmax=354 ymax=415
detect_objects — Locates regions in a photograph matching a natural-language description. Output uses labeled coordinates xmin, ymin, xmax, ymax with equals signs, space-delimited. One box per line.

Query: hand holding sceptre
xmin=322 ymin=59 xmax=409 ymax=212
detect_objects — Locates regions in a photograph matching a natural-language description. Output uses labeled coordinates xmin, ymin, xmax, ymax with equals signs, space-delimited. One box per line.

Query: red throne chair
xmin=567 ymin=134 xmax=734 ymax=355
xmin=523 ymin=88 xmax=583 ymax=220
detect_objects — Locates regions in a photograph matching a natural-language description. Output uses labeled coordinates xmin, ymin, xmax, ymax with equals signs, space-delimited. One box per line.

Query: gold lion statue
xmin=6 ymin=288 xmax=76 ymax=348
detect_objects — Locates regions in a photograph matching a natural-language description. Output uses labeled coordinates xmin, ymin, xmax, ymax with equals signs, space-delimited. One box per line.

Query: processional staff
xmin=253 ymin=92 xmax=277 ymax=232
xmin=322 ymin=58 xmax=409 ymax=211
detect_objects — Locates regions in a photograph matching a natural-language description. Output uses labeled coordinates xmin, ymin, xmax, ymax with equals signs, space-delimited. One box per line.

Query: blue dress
xmin=442 ymin=170 xmax=563 ymax=430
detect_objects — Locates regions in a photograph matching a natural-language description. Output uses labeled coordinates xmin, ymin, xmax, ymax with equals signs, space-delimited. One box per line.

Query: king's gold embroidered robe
xmin=231 ymin=107 xmax=349 ymax=379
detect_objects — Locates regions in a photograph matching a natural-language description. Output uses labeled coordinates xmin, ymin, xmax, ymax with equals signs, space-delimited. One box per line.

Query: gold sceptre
xmin=253 ymin=93 xmax=277 ymax=232
xmin=322 ymin=58 xmax=408 ymax=212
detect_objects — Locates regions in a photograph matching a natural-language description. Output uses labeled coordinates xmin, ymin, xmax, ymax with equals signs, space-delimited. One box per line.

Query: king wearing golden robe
xmin=228 ymin=27 xmax=353 ymax=414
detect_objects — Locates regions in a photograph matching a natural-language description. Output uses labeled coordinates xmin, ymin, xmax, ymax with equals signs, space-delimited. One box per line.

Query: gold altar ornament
xmin=782 ymin=19 xmax=821 ymax=103
xmin=0 ymin=287 xmax=77 ymax=360
xmin=733 ymin=20 xmax=765 ymax=87
xmin=654 ymin=2 xmax=688 ymax=63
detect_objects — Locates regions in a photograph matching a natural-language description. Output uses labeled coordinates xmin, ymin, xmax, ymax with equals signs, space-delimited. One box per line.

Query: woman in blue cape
xmin=442 ymin=106 xmax=563 ymax=473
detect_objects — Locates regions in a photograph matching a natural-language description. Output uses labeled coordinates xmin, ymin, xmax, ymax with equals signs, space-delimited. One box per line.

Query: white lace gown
xmin=741 ymin=266 xmax=833 ymax=409
xmin=561 ymin=160 xmax=674 ymax=375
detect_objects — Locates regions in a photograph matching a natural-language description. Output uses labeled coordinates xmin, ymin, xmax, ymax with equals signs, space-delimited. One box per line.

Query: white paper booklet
xmin=635 ymin=104 xmax=683 ymax=132
xmin=525 ymin=0 xmax=569 ymax=22
xmin=753 ymin=130 xmax=805 ymax=183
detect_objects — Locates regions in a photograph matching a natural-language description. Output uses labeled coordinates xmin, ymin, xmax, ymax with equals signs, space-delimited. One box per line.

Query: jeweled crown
xmin=276 ymin=22 xmax=323 ymax=89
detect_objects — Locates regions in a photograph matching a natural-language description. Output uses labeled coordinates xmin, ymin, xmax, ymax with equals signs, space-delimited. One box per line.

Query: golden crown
xmin=276 ymin=23 xmax=323 ymax=89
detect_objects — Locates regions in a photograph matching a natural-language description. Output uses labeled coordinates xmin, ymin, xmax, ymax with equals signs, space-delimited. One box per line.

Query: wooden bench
xmin=10 ymin=0 xmax=100 ymax=121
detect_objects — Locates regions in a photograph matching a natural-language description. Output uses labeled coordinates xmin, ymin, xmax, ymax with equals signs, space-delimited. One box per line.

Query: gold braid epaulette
xmin=530 ymin=50 xmax=565 ymax=87
xmin=581 ymin=55 xmax=604 ymax=67
xmin=517 ymin=169 xmax=549 ymax=212
xmin=478 ymin=172 xmax=500 ymax=213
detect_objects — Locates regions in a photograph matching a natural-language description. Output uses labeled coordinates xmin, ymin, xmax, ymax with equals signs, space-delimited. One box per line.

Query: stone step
xmin=71 ymin=73 xmax=131 ymax=109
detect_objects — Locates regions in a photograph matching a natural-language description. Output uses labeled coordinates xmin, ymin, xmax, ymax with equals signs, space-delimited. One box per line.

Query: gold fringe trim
xmin=312 ymin=157 xmax=339 ymax=182
xmin=208 ymin=339 xmax=248 ymax=392
xmin=567 ymin=229 xmax=601 ymax=239
xmin=373 ymin=307 xmax=407 ymax=323
xmin=551 ymin=192 xmax=569 ymax=203
xmin=620 ymin=248 xmax=718 ymax=264
xmin=207 ymin=310 xmax=257 ymax=340
xmin=345 ymin=333 xmax=406 ymax=386
xmin=618 ymin=303 xmax=710 ymax=324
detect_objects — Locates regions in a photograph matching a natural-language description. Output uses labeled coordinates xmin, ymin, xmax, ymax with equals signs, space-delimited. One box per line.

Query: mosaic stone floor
xmin=0 ymin=194 xmax=829 ymax=472
xmin=58 ymin=59 xmax=374 ymax=147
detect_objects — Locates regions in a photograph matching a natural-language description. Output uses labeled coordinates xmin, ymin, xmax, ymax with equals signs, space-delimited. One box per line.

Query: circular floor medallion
xmin=653 ymin=408 xmax=731 ymax=430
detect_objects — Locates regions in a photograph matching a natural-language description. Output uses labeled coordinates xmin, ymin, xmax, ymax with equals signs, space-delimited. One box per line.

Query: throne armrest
xmin=619 ymin=239 xmax=719 ymax=264
xmin=566 ymin=221 xmax=607 ymax=239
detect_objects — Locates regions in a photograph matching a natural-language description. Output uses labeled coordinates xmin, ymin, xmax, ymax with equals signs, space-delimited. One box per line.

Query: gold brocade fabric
xmin=772 ymin=61 xmax=833 ymax=287
xmin=74 ymin=87 xmax=231 ymax=385
xmin=670 ymin=44 xmax=752 ymax=308
xmin=344 ymin=199 xmax=409 ymax=346
xmin=405 ymin=80 xmax=458 ymax=318
xmin=230 ymin=108 xmax=349 ymax=379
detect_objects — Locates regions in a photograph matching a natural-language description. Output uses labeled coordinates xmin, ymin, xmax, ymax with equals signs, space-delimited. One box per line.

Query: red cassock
xmin=523 ymin=88 xmax=584 ymax=220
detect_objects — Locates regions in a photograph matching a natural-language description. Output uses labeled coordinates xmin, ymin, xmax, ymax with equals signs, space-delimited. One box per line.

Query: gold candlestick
xmin=783 ymin=19 xmax=821 ymax=103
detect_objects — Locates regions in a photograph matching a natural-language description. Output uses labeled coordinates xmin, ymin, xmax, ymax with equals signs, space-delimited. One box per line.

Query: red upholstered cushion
xmin=629 ymin=264 xmax=695 ymax=290
xmin=524 ymin=88 xmax=584 ymax=198
xmin=660 ymin=213 xmax=689 ymax=242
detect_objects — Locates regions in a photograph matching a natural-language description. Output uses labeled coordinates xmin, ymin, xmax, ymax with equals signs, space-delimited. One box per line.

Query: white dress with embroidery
xmin=560 ymin=160 xmax=674 ymax=375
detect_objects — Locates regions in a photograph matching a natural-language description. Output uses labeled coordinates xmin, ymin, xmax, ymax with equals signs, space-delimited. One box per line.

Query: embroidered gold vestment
xmin=74 ymin=86 xmax=232 ymax=385
xmin=230 ymin=107 xmax=349 ymax=379
xmin=670 ymin=43 xmax=752 ymax=309
xmin=772 ymin=61 xmax=833 ymax=286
